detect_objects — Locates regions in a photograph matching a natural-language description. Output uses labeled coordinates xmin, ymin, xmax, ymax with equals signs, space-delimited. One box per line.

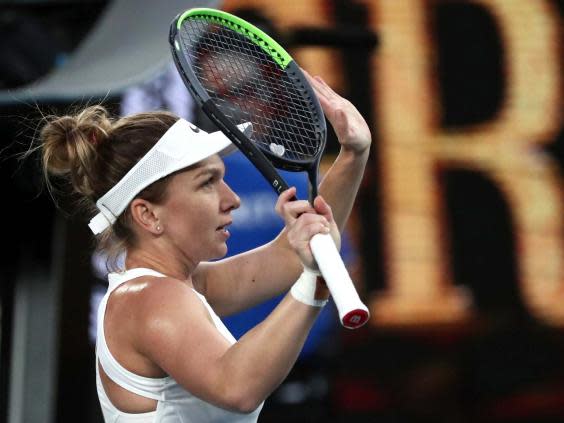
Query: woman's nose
xmin=221 ymin=181 xmax=240 ymax=211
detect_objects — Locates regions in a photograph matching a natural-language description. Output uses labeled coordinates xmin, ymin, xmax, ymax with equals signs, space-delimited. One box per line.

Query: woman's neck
xmin=125 ymin=247 xmax=197 ymax=283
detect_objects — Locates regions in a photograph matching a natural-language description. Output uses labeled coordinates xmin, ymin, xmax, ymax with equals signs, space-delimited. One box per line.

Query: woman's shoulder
xmin=107 ymin=275 xmax=210 ymax=352
xmin=110 ymin=275 xmax=206 ymax=321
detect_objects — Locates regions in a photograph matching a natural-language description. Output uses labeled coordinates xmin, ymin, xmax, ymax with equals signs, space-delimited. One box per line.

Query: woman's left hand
xmin=275 ymin=187 xmax=341 ymax=272
xmin=303 ymin=69 xmax=372 ymax=156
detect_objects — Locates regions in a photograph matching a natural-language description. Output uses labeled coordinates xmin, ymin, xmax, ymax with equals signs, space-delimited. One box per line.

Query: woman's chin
xmin=207 ymin=245 xmax=228 ymax=261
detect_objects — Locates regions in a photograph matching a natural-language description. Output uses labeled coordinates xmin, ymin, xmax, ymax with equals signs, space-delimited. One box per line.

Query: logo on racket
xmin=349 ymin=315 xmax=361 ymax=324
xmin=272 ymin=180 xmax=284 ymax=193
xmin=269 ymin=143 xmax=285 ymax=157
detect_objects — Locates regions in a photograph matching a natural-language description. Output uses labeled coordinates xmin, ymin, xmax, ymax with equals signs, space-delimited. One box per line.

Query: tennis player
xmin=38 ymin=74 xmax=370 ymax=421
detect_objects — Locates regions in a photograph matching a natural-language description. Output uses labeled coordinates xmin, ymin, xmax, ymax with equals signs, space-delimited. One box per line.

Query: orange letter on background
xmin=368 ymin=0 xmax=563 ymax=326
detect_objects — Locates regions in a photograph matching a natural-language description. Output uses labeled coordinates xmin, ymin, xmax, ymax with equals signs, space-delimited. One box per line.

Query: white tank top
xmin=95 ymin=267 xmax=264 ymax=422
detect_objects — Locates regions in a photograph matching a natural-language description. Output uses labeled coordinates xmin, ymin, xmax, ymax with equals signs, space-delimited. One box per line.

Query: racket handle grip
xmin=309 ymin=233 xmax=370 ymax=329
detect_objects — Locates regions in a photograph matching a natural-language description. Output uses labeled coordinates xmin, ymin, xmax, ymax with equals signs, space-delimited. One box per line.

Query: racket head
xmin=169 ymin=8 xmax=327 ymax=173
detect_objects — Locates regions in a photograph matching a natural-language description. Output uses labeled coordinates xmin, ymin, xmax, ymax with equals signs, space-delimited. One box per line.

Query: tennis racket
xmin=169 ymin=8 xmax=369 ymax=329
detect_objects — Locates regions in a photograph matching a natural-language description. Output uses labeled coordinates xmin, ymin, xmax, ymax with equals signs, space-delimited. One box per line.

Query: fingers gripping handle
xmin=309 ymin=233 xmax=370 ymax=329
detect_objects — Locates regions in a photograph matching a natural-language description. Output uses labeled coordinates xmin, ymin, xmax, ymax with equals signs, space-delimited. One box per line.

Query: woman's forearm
xmin=215 ymin=294 xmax=321 ymax=412
xmin=319 ymin=147 xmax=369 ymax=232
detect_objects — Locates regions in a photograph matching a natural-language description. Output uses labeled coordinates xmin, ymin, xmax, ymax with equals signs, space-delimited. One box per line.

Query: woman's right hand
xmin=275 ymin=187 xmax=341 ymax=271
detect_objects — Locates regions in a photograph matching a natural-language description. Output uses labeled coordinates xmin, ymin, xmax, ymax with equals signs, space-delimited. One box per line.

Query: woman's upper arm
xmin=193 ymin=235 xmax=302 ymax=316
xmin=136 ymin=279 xmax=240 ymax=410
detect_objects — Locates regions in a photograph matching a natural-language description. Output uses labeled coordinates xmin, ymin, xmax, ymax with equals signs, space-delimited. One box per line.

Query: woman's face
xmin=158 ymin=155 xmax=240 ymax=263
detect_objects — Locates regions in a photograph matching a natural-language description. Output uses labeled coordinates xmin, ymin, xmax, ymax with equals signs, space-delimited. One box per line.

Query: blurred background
xmin=0 ymin=0 xmax=563 ymax=422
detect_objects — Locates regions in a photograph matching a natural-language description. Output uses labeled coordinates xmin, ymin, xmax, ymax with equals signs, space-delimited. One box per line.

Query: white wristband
xmin=290 ymin=268 xmax=328 ymax=307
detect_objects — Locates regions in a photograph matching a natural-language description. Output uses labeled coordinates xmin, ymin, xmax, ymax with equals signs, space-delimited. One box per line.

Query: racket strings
xmin=198 ymin=42 xmax=316 ymax=156
xmin=177 ymin=19 xmax=322 ymax=162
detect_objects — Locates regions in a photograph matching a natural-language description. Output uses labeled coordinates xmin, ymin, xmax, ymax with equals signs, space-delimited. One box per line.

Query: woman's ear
xmin=130 ymin=199 xmax=162 ymax=235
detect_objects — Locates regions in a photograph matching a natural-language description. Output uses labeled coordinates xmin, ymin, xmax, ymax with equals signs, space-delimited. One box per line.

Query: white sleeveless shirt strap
xmin=97 ymin=268 xmax=171 ymax=401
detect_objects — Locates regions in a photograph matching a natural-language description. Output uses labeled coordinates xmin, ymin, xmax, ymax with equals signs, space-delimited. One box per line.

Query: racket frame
xmin=169 ymin=9 xmax=326 ymax=198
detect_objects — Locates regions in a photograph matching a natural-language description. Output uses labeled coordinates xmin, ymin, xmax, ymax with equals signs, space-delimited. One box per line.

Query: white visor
xmin=88 ymin=119 xmax=251 ymax=234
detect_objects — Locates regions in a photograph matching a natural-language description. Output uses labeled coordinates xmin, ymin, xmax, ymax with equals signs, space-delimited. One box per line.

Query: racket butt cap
xmin=341 ymin=309 xmax=370 ymax=329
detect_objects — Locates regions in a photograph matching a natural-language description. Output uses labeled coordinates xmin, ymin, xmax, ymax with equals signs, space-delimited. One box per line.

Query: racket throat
xmin=202 ymin=99 xmax=291 ymax=196
xmin=307 ymin=164 xmax=320 ymax=203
